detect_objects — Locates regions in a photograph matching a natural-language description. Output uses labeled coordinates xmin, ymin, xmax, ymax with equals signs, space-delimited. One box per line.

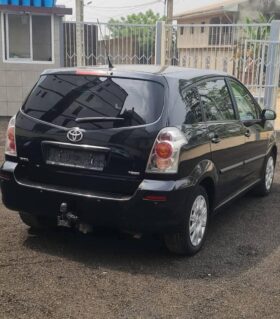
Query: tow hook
xmin=58 ymin=202 xmax=93 ymax=234
xmin=58 ymin=202 xmax=79 ymax=228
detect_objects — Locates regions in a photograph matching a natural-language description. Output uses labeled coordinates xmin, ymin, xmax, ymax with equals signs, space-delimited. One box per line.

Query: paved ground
xmin=0 ymin=118 xmax=280 ymax=319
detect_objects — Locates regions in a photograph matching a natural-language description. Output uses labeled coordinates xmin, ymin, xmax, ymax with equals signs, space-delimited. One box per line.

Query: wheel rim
xmin=189 ymin=195 xmax=208 ymax=247
xmin=265 ymin=156 xmax=274 ymax=191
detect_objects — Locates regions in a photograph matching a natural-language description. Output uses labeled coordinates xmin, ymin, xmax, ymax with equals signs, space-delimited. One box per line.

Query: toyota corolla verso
xmin=0 ymin=65 xmax=277 ymax=255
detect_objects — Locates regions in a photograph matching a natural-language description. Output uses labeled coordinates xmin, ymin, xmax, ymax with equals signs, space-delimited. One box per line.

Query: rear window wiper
xmin=75 ymin=117 xmax=124 ymax=123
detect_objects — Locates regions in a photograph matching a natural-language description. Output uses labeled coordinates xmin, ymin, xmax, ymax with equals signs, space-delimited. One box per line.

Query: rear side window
xmin=22 ymin=74 xmax=164 ymax=129
xmin=229 ymin=80 xmax=260 ymax=121
xmin=198 ymin=79 xmax=236 ymax=121
xmin=169 ymin=80 xmax=203 ymax=125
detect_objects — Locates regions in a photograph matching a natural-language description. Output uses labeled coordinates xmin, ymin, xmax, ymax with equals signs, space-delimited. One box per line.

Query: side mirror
xmin=261 ymin=109 xmax=276 ymax=121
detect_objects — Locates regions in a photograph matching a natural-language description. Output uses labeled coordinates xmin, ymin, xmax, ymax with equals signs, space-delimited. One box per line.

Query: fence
xmin=63 ymin=20 xmax=280 ymax=110
xmin=63 ymin=22 xmax=156 ymax=67
xmin=162 ymin=22 xmax=280 ymax=109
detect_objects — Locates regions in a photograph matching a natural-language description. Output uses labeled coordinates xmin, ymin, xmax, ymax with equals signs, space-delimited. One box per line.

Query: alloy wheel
xmin=265 ymin=156 xmax=274 ymax=191
xmin=189 ymin=195 xmax=208 ymax=247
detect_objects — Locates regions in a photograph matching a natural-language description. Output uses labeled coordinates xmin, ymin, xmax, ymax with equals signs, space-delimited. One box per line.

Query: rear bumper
xmin=0 ymin=161 xmax=195 ymax=233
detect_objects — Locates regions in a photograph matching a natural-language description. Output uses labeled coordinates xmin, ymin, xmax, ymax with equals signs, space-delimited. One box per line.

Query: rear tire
xmin=253 ymin=154 xmax=275 ymax=197
xmin=164 ymin=186 xmax=209 ymax=256
xmin=19 ymin=212 xmax=56 ymax=230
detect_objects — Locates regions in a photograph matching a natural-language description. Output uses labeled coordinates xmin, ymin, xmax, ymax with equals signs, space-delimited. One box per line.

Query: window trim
xmin=1 ymin=12 xmax=55 ymax=64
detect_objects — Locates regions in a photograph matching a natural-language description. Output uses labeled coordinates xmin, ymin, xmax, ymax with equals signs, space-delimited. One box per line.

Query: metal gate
xmin=162 ymin=21 xmax=280 ymax=109
xmin=63 ymin=22 xmax=156 ymax=67
xmin=63 ymin=20 xmax=280 ymax=110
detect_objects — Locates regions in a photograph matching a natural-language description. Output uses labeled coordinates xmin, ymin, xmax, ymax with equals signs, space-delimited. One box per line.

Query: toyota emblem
xmin=67 ymin=128 xmax=84 ymax=143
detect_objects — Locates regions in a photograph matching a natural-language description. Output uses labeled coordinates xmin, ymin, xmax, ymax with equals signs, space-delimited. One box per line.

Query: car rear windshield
xmin=22 ymin=74 xmax=164 ymax=129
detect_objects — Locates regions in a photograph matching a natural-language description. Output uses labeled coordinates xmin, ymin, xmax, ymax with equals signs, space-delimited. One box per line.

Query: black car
xmin=0 ymin=65 xmax=277 ymax=255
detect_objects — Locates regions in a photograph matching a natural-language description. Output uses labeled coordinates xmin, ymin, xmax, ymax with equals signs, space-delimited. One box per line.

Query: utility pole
xmin=166 ymin=0 xmax=173 ymax=65
xmin=76 ymin=0 xmax=85 ymax=66
xmin=166 ymin=0 xmax=173 ymax=24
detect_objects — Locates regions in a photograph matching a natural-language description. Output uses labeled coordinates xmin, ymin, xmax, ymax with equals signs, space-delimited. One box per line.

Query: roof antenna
xmin=97 ymin=19 xmax=114 ymax=69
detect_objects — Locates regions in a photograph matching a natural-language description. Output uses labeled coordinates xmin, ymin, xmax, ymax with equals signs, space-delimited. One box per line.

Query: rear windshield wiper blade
xmin=75 ymin=117 xmax=124 ymax=123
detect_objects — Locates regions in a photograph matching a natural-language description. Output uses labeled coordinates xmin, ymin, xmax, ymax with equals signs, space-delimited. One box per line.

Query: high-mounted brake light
xmin=75 ymin=69 xmax=109 ymax=76
xmin=5 ymin=115 xmax=17 ymax=157
xmin=146 ymin=127 xmax=186 ymax=174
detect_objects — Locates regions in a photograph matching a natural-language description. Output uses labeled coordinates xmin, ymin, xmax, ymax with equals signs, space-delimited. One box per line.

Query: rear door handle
xmin=244 ymin=129 xmax=251 ymax=138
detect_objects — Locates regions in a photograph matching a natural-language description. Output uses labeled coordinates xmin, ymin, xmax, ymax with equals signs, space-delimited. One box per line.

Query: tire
xmin=164 ymin=186 xmax=209 ymax=256
xmin=253 ymin=154 xmax=275 ymax=197
xmin=19 ymin=212 xmax=56 ymax=229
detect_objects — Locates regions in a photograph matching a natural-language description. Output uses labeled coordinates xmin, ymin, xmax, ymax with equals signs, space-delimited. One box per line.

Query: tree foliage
xmin=109 ymin=10 xmax=163 ymax=26
xmin=107 ymin=10 xmax=164 ymax=63
xmin=245 ymin=13 xmax=274 ymax=40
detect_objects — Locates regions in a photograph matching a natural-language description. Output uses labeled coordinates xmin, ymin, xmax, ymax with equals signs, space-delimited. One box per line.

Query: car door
xmin=197 ymin=78 xmax=247 ymax=205
xmin=228 ymin=79 xmax=268 ymax=185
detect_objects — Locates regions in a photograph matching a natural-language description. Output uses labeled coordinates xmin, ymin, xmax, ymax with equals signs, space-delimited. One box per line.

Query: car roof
xmin=42 ymin=65 xmax=228 ymax=82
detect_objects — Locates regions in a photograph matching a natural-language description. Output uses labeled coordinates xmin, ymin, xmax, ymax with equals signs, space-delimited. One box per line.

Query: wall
xmin=176 ymin=15 xmax=235 ymax=74
xmin=97 ymin=37 xmax=140 ymax=65
xmin=0 ymin=14 xmax=63 ymax=116
xmin=176 ymin=14 xmax=236 ymax=49
xmin=179 ymin=48 xmax=234 ymax=73
xmin=177 ymin=17 xmax=212 ymax=49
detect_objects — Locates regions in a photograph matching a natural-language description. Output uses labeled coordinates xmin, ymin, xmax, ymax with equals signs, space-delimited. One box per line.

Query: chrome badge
xmin=67 ymin=128 xmax=84 ymax=143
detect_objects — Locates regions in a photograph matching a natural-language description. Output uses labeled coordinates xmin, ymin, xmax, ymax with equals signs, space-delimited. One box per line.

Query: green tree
xmin=109 ymin=10 xmax=162 ymax=26
xmin=239 ymin=13 xmax=274 ymax=86
xmin=245 ymin=13 xmax=273 ymax=40
xmin=108 ymin=10 xmax=164 ymax=64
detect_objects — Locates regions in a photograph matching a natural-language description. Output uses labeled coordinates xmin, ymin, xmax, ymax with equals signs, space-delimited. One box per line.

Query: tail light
xmin=5 ymin=115 xmax=17 ymax=157
xmin=146 ymin=127 xmax=186 ymax=174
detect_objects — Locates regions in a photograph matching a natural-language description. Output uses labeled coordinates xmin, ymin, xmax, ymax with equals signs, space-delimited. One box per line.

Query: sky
xmin=56 ymin=0 xmax=217 ymax=22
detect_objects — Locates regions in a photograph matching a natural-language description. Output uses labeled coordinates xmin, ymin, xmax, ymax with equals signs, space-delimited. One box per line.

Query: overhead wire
xmin=85 ymin=0 xmax=162 ymax=10
xmin=59 ymin=0 xmax=167 ymax=21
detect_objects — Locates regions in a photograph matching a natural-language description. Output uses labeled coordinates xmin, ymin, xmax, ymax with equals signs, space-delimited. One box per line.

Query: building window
xmin=190 ymin=24 xmax=194 ymax=34
xmin=3 ymin=13 xmax=53 ymax=62
xmin=209 ymin=17 xmax=221 ymax=45
xmin=180 ymin=26 xmax=184 ymax=35
xmin=32 ymin=15 xmax=52 ymax=61
xmin=208 ymin=17 xmax=232 ymax=45
xmin=7 ymin=14 xmax=30 ymax=59
xmin=201 ymin=22 xmax=205 ymax=33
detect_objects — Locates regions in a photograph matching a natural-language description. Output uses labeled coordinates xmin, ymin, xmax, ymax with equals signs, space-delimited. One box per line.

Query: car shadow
xmin=23 ymin=182 xmax=280 ymax=280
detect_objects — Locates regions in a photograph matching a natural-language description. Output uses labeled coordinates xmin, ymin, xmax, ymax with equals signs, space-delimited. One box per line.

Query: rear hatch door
xmin=15 ymin=71 xmax=166 ymax=196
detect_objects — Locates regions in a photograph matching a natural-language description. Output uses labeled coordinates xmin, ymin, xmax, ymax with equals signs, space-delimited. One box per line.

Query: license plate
xmin=43 ymin=145 xmax=106 ymax=171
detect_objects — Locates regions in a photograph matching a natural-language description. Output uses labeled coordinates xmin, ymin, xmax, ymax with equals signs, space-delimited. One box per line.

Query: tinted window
xmin=198 ymin=79 xmax=236 ymax=121
xmin=230 ymin=80 xmax=260 ymax=121
xmin=169 ymin=80 xmax=203 ymax=125
xmin=23 ymin=74 xmax=164 ymax=129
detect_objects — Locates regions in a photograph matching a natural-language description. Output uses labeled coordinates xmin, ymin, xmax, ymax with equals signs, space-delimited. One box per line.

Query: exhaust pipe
xmin=78 ymin=223 xmax=93 ymax=234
